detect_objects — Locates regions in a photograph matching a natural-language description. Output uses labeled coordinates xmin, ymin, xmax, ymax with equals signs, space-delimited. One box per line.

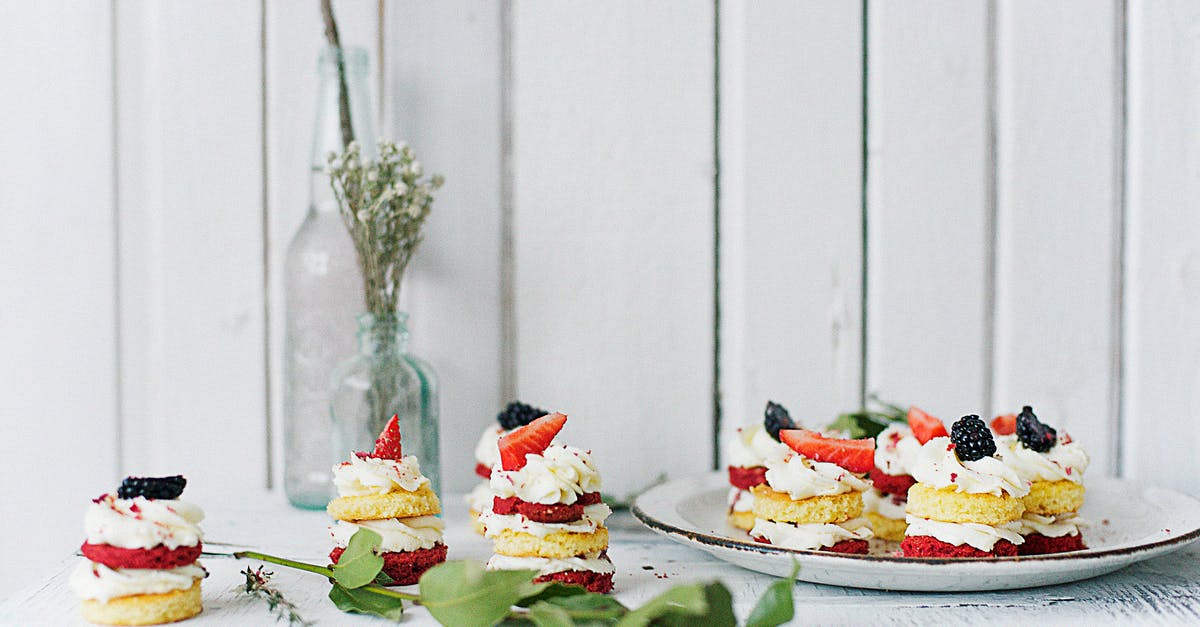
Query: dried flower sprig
xmin=326 ymin=139 xmax=444 ymax=317
xmin=240 ymin=566 xmax=314 ymax=626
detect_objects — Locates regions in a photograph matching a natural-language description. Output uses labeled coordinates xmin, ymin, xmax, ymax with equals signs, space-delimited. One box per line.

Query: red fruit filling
xmin=868 ymin=469 xmax=916 ymax=496
xmin=499 ymin=413 xmax=568 ymax=471
xmin=492 ymin=492 xmax=601 ymax=523
xmin=727 ymin=465 xmax=768 ymax=490
xmin=779 ymin=430 xmax=875 ymax=473
xmin=751 ymin=537 xmax=868 ymax=555
xmin=535 ymin=569 xmax=614 ymax=593
xmin=1018 ymin=533 xmax=1085 ymax=556
xmin=330 ymin=544 xmax=447 ymax=586
xmin=474 ymin=463 xmax=492 ymax=479
xmin=900 ymin=535 xmax=1019 ymax=558
xmin=81 ymin=542 xmax=202 ymax=570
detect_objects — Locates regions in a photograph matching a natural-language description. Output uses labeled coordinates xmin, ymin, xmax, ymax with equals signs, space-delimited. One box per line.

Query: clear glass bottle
xmin=283 ymin=46 xmax=375 ymax=509
xmin=330 ymin=313 xmax=441 ymax=497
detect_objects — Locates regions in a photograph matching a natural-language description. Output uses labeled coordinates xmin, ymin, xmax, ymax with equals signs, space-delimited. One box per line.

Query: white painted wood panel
xmin=1123 ymin=0 xmax=1200 ymax=493
xmin=0 ymin=0 xmax=117 ymax=599
xmin=115 ymin=1 xmax=267 ymax=502
xmin=387 ymin=1 xmax=505 ymax=492
xmin=865 ymin=1 xmax=992 ymax=421
xmin=510 ymin=1 xmax=714 ymax=493
xmin=719 ymin=0 xmax=863 ymax=446
xmin=992 ymin=1 xmax=1120 ymax=474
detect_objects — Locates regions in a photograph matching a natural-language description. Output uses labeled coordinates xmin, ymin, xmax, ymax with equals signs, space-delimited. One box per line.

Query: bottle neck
xmin=357 ymin=313 xmax=410 ymax=356
xmin=311 ymin=46 xmax=375 ymax=211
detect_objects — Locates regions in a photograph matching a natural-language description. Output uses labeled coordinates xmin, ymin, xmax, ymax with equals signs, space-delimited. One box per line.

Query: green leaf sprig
xmin=827 ymin=392 xmax=909 ymax=439
xmin=238 ymin=566 xmax=313 ymax=626
xmin=235 ymin=530 xmax=800 ymax=626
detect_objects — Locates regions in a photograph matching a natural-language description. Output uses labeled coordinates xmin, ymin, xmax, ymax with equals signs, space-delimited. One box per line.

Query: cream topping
xmin=489 ymin=444 xmax=601 ymax=505
xmin=995 ymin=434 xmax=1090 ymax=484
xmin=466 ymin=482 xmax=493 ymax=514
xmin=70 ymin=561 xmax=206 ymax=602
xmin=874 ymin=423 xmax=923 ymax=477
xmin=1018 ymin=512 xmax=1083 ymax=538
xmin=749 ymin=517 xmax=872 ymax=550
xmin=480 ymin=503 xmax=611 ymax=539
xmin=329 ymin=516 xmax=444 ymax=552
xmin=862 ymin=488 xmax=907 ymax=519
xmin=332 ymin=454 xmax=429 ymax=497
xmin=905 ymin=515 xmax=1025 ymax=551
xmin=909 ymin=437 xmax=1030 ymax=497
xmin=486 ymin=551 xmax=615 ymax=576
xmin=84 ymin=495 xmax=204 ymax=550
xmin=474 ymin=425 xmax=504 ymax=468
xmin=762 ymin=448 xmax=870 ymax=499
xmin=728 ymin=487 xmax=754 ymax=513
xmin=726 ymin=425 xmax=789 ymax=468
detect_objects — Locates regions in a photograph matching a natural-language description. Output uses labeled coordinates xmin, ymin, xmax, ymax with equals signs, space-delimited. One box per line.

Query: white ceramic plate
xmin=631 ymin=473 xmax=1200 ymax=591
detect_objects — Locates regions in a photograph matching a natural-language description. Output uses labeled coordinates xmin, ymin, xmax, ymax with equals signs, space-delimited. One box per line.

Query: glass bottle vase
xmin=330 ymin=313 xmax=441 ymax=497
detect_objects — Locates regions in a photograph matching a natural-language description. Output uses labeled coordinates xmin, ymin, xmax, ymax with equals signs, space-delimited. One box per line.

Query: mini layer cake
xmin=994 ymin=406 xmax=1090 ymax=555
xmin=748 ymin=429 xmax=875 ymax=554
xmin=864 ymin=407 xmax=945 ymax=541
xmin=725 ymin=401 xmax=795 ymax=531
xmin=467 ymin=401 xmax=548 ymax=534
xmin=70 ymin=475 xmax=207 ymax=625
xmin=328 ymin=415 xmax=447 ymax=585
xmin=901 ymin=416 xmax=1031 ymax=558
xmin=482 ymin=413 xmax=615 ymax=593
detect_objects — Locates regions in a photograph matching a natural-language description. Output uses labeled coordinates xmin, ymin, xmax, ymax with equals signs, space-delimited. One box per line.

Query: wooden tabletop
xmin=4 ymin=493 xmax=1199 ymax=626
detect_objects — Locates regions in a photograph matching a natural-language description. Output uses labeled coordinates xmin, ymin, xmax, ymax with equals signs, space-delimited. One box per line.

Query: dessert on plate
xmin=993 ymin=406 xmax=1090 ymax=555
xmin=70 ymin=475 xmax=207 ymax=625
xmin=864 ymin=407 xmax=943 ymax=541
xmin=482 ymin=412 xmax=615 ymax=592
xmin=327 ymin=415 xmax=447 ymax=585
xmin=725 ymin=401 xmax=795 ymax=530
xmin=467 ymin=401 xmax=548 ymax=534
xmin=901 ymin=415 xmax=1031 ymax=557
xmin=748 ymin=428 xmax=875 ymax=554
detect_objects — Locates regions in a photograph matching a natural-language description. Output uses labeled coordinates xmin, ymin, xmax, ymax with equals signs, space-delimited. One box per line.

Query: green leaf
xmin=515 ymin=582 xmax=589 ymax=608
xmin=528 ymin=602 xmax=575 ymax=627
xmin=745 ymin=560 xmax=800 ymax=627
xmin=541 ymin=593 xmax=627 ymax=621
xmin=419 ymin=561 xmax=540 ymax=627
xmin=328 ymin=583 xmax=405 ymax=621
xmin=331 ymin=529 xmax=385 ymax=589
xmin=829 ymin=411 xmax=897 ymax=439
xmin=615 ymin=582 xmax=734 ymax=627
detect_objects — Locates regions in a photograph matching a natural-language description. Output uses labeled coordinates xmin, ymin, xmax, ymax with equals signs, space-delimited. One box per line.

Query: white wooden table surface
xmin=4 ymin=493 xmax=1200 ymax=626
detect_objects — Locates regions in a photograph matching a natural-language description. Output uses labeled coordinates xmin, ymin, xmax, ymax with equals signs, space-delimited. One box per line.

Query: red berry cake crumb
xmin=901 ymin=535 xmax=1019 ymax=558
xmin=535 ymin=569 xmax=614 ymax=593
xmin=330 ymin=544 xmax=448 ymax=586
xmin=1018 ymin=533 xmax=1085 ymax=556
xmin=751 ymin=537 xmax=869 ymax=555
xmin=81 ymin=542 xmax=203 ymax=570
xmin=868 ymin=468 xmax=916 ymax=496
xmin=727 ymin=466 xmax=768 ymax=490
xmin=492 ymin=492 xmax=602 ymax=524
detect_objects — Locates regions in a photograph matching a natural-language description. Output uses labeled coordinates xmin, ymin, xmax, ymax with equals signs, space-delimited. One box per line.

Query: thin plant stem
xmin=233 ymin=550 xmax=422 ymax=602
xmin=320 ymin=0 xmax=355 ymax=149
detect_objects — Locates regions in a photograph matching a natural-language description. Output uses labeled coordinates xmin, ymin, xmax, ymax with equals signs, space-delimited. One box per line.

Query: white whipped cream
xmin=909 ymin=437 xmax=1030 ymax=497
xmin=466 ymin=482 xmax=493 ymax=514
xmin=474 ymin=425 xmax=504 ymax=468
xmin=905 ymin=515 xmax=1024 ymax=551
xmin=480 ymin=503 xmax=612 ymax=539
xmin=749 ymin=517 xmax=872 ymax=550
xmin=329 ymin=516 xmax=444 ymax=552
xmin=995 ymin=434 xmax=1090 ymax=484
xmin=728 ymin=488 xmax=754 ymax=513
xmin=874 ymin=423 xmax=923 ymax=476
xmin=1019 ymin=512 xmax=1083 ymax=538
xmin=489 ymin=444 xmax=601 ymax=505
xmin=487 ymin=551 xmax=615 ymax=576
xmin=70 ymin=561 xmax=206 ymax=602
xmin=726 ymin=425 xmax=789 ymax=468
xmin=762 ymin=448 xmax=870 ymax=499
xmin=862 ymin=488 xmax=907 ymax=519
xmin=84 ymin=495 xmax=204 ymax=550
xmin=332 ymin=454 xmax=429 ymax=497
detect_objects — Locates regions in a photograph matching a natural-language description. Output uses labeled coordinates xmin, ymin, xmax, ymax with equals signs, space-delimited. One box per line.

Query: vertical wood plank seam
xmin=499 ymin=0 xmax=516 ymax=402
xmin=1110 ymin=0 xmax=1128 ymax=477
xmin=982 ymin=0 xmax=999 ymax=417
xmin=858 ymin=0 xmax=869 ymax=410
xmin=259 ymin=0 xmax=273 ymax=489
xmin=711 ymin=0 xmax=722 ymax=470
xmin=110 ymin=0 xmax=124 ymax=478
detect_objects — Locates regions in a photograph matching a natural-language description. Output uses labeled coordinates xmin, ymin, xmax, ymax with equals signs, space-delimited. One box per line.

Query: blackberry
xmin=950 ymin=415 xmax=995 ymax=462
xmin=497 ymin=401 xmax=547 ymax=431
xmin=763 ymin=401 xmax=797 ymax=441
xmin=1016 ymin=405 xmax=1057 ymax=452
xmin=117 ymin=475 xmax=187 ymax=500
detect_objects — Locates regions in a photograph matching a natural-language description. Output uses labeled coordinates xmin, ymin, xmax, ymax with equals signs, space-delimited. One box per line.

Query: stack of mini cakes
xmin=994 ymin=406 xmax=1090 ymax=555
xmin=902 ymin=415 xmax=1031 ymax=557
xmin=70 ymin=475 xmax=207 ymax=625
xmin=482 ymin=413 xmax=615 ymax=592
xmin=725 ymin=402 xmax=795 ymax=531
xmin=467 ymin=401 xmax=548 ymax=534
xmin=327 ymin=415 xmax=447 ymax=585
xmin=748 ymin=429 xmax=875 ymax=554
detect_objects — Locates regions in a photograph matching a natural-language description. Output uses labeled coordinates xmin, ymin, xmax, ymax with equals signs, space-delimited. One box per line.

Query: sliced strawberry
xmin=907 ymin=406 xmax=948 ymax=444
xmin=991 ymin=414 xmax=1017 ymax=435
xmin=474 ymin=463 xmax=492 ymax=479
xmin=499 ymin=412 xmax=567 ymax=471
xmin=779 ymin=429 xmax=875 ymax=473
xmin=370 ymin=414 xmax=403 ymax=459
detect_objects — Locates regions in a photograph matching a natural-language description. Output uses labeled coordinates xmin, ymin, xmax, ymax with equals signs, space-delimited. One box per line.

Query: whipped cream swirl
xmin=750 ymin=518 xmax=872 ymax=550
xmin=874 ymin=423 xmax=923 ymax=477
xmin=909 ymin=437 xmax=1030 ymax=497
xmin=726 ymin=425 xmax=790 ymax=468
xmin=466 ymin=482 xmax=494 ymax=514
xmin=332 ymin=454 xmax=429 ymax=497
xmin=489 ymin=444 xmax=601 ymax=505
xmin=995 ymin=434 xmax=1089 ymax=484
xmin=84 ymin=495 xmax=204 ymax=550
xmin=480 ymin=503 xmax=612 ymax=539
xmin=474 ymin=425 xmax=504 ymax=468
xmin=862 ymin=488 xmax=907 ymax=519
xmin=905 ymin=516 xmax=1024 ymax=551
xmin=1018 ymin=512 xmax=1083 ymax=538
xmin=727 ymin=488 xmax=754 ymax=513
xmin=762 ymin=449 xmax=870 ymax=499
xmin=487 ymin=551 xmax=615 ymax=576
xmin=69 ymin=561 xmax=207 ymax=602
xmin=329 ymin=516 xmax=444 ymax=552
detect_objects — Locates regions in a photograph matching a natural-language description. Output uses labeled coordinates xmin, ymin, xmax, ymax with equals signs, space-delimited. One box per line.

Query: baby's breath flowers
xmin=326 ymin=139 xmax=444 ymax=317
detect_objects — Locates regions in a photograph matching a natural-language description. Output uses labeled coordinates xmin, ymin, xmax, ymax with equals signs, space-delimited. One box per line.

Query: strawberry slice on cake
xmin=482 ymin=412 xmax=615 ymax=593
xmin=327 ymin=415 xmax=447 ymax=585
xmin=467 ymin=401 xmax=550 ymax=534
